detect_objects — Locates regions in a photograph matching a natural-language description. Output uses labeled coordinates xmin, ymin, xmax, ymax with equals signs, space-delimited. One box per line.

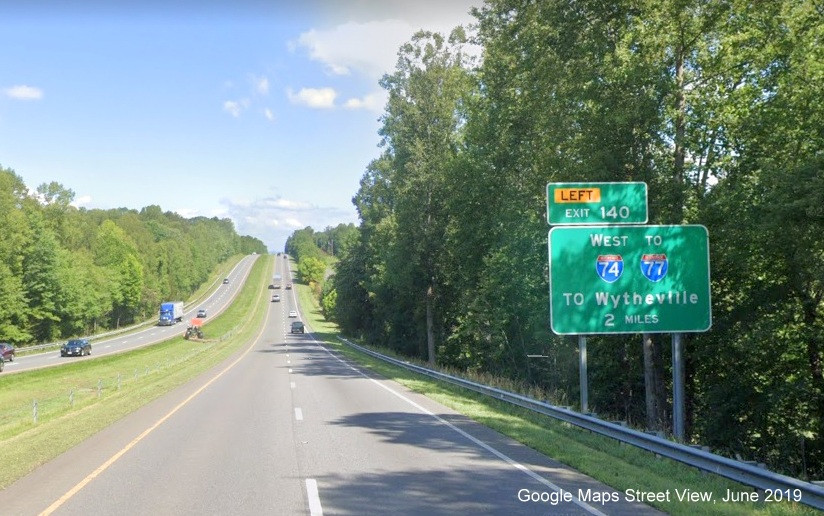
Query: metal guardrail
xmin=337 ymin=337 xmax=824 ymax=511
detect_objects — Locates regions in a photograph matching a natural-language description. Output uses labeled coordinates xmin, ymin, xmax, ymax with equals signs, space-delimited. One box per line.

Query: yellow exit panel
xmin=554 ymin=188 xmax=601 ymax=203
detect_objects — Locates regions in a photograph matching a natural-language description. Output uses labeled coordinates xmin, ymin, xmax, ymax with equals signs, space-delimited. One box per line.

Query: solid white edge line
xmin=311 ymin=336 xmax=608 ymax=516
xmin=306 ymin=478 xmax=323 ymax=516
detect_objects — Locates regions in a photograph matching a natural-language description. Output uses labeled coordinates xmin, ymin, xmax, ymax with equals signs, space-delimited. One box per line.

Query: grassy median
xmin=0 ymin=254 xmax=273 ymax=489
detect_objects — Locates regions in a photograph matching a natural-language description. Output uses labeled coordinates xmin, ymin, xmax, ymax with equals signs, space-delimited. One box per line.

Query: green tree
xmin=376 ymin=29 xmax=472 ymax=364
xmin=298 ymin=256 xmax=326 ymax=286
xmin=93 ymin=220 xmax=144 ymax=327
xmin=22 ymin=210 xmax=62 ymax=342
xmin=0 ymin=166 xmax=33 ymax=343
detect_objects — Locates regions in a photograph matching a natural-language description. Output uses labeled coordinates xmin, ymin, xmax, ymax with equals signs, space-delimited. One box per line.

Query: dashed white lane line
xmin=306 ymin=479 xmax=323 ymax=516
xmin=294 ymin=408 xmax=303 ymax=421
xmin=290 ymin=382 xmax=296 ymax=389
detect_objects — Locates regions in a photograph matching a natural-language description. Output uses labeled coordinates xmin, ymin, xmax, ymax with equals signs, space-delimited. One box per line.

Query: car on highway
xmin=197 ymin=309 xmax=208 ymax=318
xmin=272 ymin=294 xmax=280 ymax=302
xmin=290 ymin=321 xmax=305 ymax=334
xmin=61 ymin=338 xmax=91 ymax=357
xmin=285 ymin=283 xmax=292 ymax=290
xmin=0 ymin=342 xmax=15 ymax=362
xmin=288 ymin=310 xmax=297 ymax=318
xmin=223 ymin=278 xmax=230 ymax=284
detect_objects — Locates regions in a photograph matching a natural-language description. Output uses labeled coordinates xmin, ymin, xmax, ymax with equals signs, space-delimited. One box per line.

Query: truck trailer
xmin=158 ymin=301 xmax=184 ymax=326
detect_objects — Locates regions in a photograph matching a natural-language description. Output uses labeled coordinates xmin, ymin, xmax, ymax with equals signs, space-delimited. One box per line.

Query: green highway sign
xmin=547 ymin=182 xmax=648 ymax=225
xmin=548 ymin=225 xmax=711 ymax=335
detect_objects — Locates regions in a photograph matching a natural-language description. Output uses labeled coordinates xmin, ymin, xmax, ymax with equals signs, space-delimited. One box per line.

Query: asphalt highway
xmin=0 ymin=256 xmax=663 ymax=515
xmin=3 ymin=255 xmax=258 ymax=374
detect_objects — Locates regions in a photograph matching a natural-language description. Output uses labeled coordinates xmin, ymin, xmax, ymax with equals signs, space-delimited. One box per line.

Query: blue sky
xmin=0 ymin=0 xmax=480 ymax=252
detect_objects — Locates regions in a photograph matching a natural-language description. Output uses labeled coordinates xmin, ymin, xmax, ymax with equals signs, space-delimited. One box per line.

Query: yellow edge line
xmin=40 ymin=286 xmax=272 ymax=516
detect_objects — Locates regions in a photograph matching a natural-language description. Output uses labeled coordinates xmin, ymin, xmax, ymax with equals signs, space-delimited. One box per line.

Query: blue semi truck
xmin=158 ymin=301 xmax=184 ymax=326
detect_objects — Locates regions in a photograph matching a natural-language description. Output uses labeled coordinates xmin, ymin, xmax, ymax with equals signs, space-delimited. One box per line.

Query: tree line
xmin=285 ymin=224 xmax=357 ymax=318
xmin=326 ymin=0 xmax=824 ymax=479
xmin=0 ymin=166 xmax=266 ymax=344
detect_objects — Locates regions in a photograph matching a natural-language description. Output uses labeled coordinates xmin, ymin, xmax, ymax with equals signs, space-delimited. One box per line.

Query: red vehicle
xmin=184 ymin=318 xmax=205 ymax=340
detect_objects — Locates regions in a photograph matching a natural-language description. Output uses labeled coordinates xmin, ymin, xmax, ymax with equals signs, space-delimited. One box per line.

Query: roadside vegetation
xmin=0 ymin=255 xmax=272 ymax=489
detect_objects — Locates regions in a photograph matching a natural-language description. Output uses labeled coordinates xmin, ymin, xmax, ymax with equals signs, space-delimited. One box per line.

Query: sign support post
xmin=672 ymin=333 xmax=684 ymax=441
xmin=579 ymin=336 xmax=588 ymax=413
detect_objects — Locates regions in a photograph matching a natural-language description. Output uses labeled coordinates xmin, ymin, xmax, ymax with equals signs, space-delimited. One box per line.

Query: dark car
xmin=290 ymin=321 xmax=305 ymax=334
xmin=0 ymin=342 xmax=14 ymax=362
xmin=61 ymin=339 xmax=91 ymax=357
xmin=285 ymin=283 xmax=292 ymax=290
xmin=223 ymin=278 xmax=230 ymax=284
xmin=197 ymin=309 xmax=208 ymax=318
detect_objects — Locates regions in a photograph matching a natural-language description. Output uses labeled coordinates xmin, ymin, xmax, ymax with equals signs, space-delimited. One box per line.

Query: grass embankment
xmin=293 ymin=276 xmax=815 ymax=516
xmin=0 ymin=254 xmax=273 ymax=489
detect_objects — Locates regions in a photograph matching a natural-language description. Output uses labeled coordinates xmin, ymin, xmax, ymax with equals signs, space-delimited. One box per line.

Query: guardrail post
xmin=70 ymin=389 xmax=74 ymax=408
xmin=33 ymin=399 xmax=38 ymax=424
xmin=117 ymin=373 xmax=122 ymax=391
xmin=97 ymin=379 xmax=102 ymax=398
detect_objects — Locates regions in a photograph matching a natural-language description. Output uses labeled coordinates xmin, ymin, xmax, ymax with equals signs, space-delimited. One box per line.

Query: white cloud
xmin=285 ymin=218 xmax=304 ymax=229
xmin=174 ymin=208 xmax=199 ymax=218
xmin=71 ymin=195 xmax=92 ymax=208
xmin=267 ymin=198 xmax=311 ymax=209
xmin=292 ymin=2 xmax=480 ymax=82
xmin=292 ymin=6 xmax=481 ymax=118
xmin=344 ymin=92 xmax=385 ymax=112
xmin=263 ymin=108 xmax=274 ymax=121
xmin=223 ymin=100 xmax=242 ymax=117
xmin=295 ymin=20 xmax=413 ymax=81
xmin=223 ymin=98 xmax=250 ymax=117
xmin=4 ymin=85 xmax=43 ymax=100
xmin=287 ymin=87 xmax=337 ymax=109
xmin=251 ymin=75 xmax=269 ymax=95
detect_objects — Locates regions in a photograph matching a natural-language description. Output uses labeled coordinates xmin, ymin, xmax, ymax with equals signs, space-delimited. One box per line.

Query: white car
xmin=288 ymin=310 xmax=297 ymax=318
